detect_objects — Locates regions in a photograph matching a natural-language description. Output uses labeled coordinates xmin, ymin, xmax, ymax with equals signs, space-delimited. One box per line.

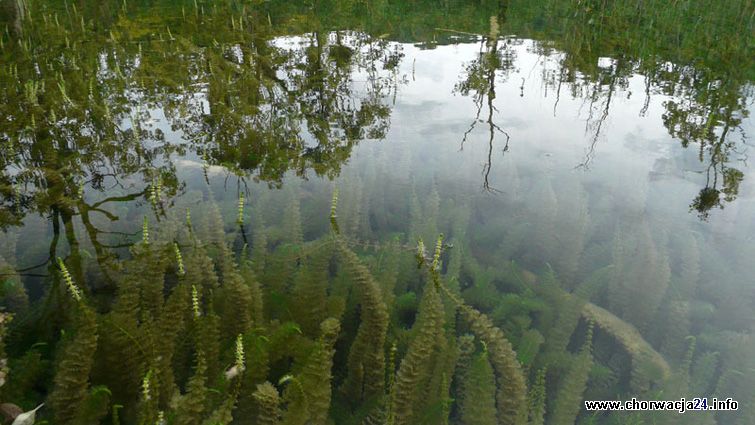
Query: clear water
xmin=0 ymin=1 xmax=753 ymax=424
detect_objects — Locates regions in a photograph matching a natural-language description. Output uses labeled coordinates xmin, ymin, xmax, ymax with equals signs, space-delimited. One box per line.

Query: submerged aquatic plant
xmin=186 ymin=208 xmax=193 ymax=231
xmin=330 ymin=187 xmax=340 ymax=234
xmin=149 ymin=180 xmax=158 ymax=209
xmin=252 ymin=382 xmax=281 ymax=425
xmin=142 ymin=216 xmax=150 ymax=246
xmin=235 ymin=334 xmax=245 ymax=372
xmin=416 ymin=238 xmax=426 ymax=268
xmin=0 ymin=189 xmax=743 ymax=425
xmin=49 ymin=283 xmax=98 ymax=424
xmin=141 ymin=369 xmax=152 ymax=402
xmin=432 ymin=261 xmax=528 ymax=424
xmin=550 ymin=321 xmax=594 ymax=425
xmin=337 ymin=236 xmax=389 ymax=405
xmin=330 ymin=187 xmax=339 ymax=219
xmin=237 ymin=192 xmax=245 ymax=226
xmin=390 ymin=274 xmax=445 ymax=425
xmin=281 ymin=318 xmax=340 ymax=425
xmin=174 ymin=243 xmax=185 ymax=276
xmin=57 ymin=258 xmax=81 ymax=302
xmin=432 ymin=233 xmax=444 ymax=272
xmin=460 ymin=347 xmax=497 ymax=425
xmin=192 ymin=285 xmax=201 ymax=318
xmin=527 ymin=368 xmax=547 ymax=425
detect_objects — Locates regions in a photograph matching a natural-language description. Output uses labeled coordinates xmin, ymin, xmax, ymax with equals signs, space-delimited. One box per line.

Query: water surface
xmin=0 ymin=1 xmax=753 ymax=424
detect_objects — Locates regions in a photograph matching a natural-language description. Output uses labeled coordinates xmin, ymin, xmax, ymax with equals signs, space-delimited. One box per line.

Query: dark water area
xmin=0 ymin=0 xmax=753 ymax=424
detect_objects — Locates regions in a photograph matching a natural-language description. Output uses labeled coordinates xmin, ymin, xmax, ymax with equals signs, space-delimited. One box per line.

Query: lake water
xmin=0 ymin=1 xmax=753 ymax=424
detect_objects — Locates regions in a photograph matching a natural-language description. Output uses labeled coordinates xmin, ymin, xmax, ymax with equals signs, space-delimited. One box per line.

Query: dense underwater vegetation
xmin=0 ymin=0 xmax=753 ymax=424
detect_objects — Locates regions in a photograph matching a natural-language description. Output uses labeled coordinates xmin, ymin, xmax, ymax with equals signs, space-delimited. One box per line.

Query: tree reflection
xmin=0 ymin=3 xmax=403 ymax=282
xmin=454 ymin=13 xmax=517 ymax=192
xmin=452 ymin=0 xmax=751 ymax=218
xmin=659 ymin=73 xmax=749 ymax=219
xmin=537 ymin=0 xmax=751 ymax=219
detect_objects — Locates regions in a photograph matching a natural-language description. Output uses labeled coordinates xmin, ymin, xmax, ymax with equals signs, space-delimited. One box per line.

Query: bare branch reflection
xmin=455 ymin=15 xmax=516 ymax=192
